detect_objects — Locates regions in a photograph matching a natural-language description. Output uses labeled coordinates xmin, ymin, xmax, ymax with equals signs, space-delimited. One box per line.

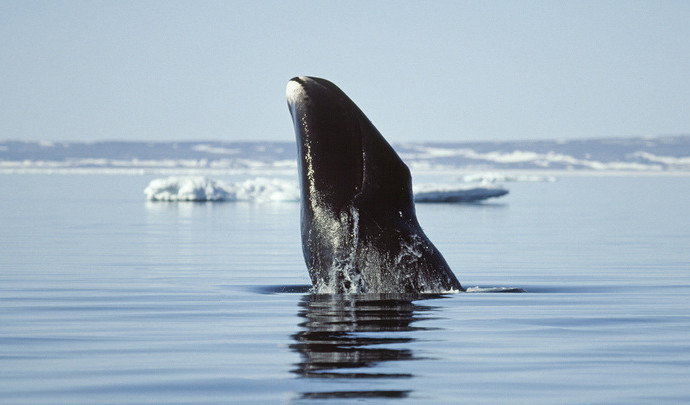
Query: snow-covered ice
xmin=413 ymin=183 xmax=508 ymax=202
xmin=144 ymin=177 xmax=300 ymax=202
xmin=145 ymin=176 xmax=510 ymax=203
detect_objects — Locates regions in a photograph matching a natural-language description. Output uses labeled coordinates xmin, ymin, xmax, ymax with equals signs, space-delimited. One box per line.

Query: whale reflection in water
xmin=290 ymin=293 xmax=444 ymax=400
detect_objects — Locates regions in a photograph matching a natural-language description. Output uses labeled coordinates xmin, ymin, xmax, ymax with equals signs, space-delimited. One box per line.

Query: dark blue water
xmin=1 ymin=174 xmax=689 ymax=404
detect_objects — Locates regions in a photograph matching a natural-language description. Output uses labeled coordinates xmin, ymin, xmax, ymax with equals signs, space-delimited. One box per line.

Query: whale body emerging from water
xmin=286 ymin=76 xmax=463 ymax=294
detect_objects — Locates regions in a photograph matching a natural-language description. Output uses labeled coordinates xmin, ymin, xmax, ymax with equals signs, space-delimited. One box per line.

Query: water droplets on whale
xmin=287 ymin=76 xmax=464 ymax=294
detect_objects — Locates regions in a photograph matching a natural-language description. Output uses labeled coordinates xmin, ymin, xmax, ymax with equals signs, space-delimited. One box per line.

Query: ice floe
xmin=413 ymin=183 xmax=508 ymax=203
xmin=144 ymin=177 xmax=300 ymax=202
xmin=145 ymin=177 xmax=510 ymax=203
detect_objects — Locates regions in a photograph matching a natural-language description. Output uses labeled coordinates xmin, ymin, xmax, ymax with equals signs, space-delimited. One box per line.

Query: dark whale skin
xmin=287 ymin=76 xmax=463 ymax=294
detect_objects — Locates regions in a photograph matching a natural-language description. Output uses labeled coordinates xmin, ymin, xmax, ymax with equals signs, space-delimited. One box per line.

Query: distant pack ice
xmin=2 ymin=136 xmax=690 ymax=173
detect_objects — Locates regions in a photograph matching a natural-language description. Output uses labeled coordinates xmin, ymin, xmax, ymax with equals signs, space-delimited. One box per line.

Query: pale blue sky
xmin=2 ymin=1 xmax=689 ymax=143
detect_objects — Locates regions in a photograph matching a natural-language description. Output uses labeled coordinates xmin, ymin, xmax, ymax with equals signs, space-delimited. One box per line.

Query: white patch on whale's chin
xmin=286 ymin=77 xmax=310 ymax=107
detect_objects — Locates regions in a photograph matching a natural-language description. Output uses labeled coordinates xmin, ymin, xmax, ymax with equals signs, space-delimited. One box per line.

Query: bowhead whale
xmin=286 ymin=76 xmax=463 ymax=294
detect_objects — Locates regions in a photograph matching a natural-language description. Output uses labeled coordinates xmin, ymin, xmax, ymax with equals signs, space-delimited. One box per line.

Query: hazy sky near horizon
xmin=2 ymin=1 xmax=689 ymax=143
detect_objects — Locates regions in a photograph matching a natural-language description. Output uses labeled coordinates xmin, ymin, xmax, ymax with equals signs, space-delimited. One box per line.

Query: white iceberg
xmin=145 ymin=177 xmax=508 ymax=203
xmin=413 ymin=183 xmax=508 ymax=203
xmin=465 ymin=286 xmax=526 ymax=293
xmin=144 ymin=177 xmax=299 ymax=202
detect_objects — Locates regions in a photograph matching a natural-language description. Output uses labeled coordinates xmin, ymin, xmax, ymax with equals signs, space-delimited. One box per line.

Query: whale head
xmin=286 ymin=76 xmax=462 ymax=294
xmin=287 ymin=76 xmax=413 ymax=219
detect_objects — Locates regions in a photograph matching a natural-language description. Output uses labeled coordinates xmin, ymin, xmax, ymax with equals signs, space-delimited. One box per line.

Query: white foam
xmin=144 ymin=177 xmax=300 ymax=202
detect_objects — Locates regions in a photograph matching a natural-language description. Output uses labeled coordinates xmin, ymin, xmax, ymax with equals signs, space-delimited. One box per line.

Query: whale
xmin=286 ymin=76 xmax=463 ymax=294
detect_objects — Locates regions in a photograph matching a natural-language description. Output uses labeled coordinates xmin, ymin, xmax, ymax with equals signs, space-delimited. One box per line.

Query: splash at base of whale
xmin=287 ymin=76 xmax=463 ymax=294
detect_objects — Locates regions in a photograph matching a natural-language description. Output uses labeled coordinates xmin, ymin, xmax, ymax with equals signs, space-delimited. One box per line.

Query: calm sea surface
xmin=1 ymin=173 xmax=689 ymax=404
